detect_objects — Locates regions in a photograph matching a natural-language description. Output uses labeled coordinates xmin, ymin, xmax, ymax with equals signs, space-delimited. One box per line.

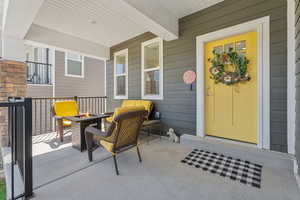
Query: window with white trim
xmin=141 ymin=38 xmax=163 ymax=100
xmin=65 ymin=52 xmax=84 ymax=78
xmin=114 ymin=49 xmax=128 ymax=99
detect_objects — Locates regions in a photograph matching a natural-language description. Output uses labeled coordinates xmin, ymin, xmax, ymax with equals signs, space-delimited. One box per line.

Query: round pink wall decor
xmin=183 ymin=70 xmax=196 ymax=84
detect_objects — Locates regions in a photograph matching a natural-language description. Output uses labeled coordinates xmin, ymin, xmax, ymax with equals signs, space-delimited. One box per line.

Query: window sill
xmin=65 ymin=74 xmax=84 ymax=78
xmin=114 ymin=96 xmax=128 ymax=100
xmin=142 ymin=95 xmax=163 ymax=100
xmin=27 ymin=84 xmax=53 ymax=86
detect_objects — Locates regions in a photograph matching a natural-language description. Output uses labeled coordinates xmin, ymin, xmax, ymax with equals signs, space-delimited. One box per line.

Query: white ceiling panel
xmin=154 ymin=0 xmax=224 ymax=18
xmin=34 ymin=0 xmax=147 ymax=47
xmin=33 ymin=0 xmax=223 ymax=47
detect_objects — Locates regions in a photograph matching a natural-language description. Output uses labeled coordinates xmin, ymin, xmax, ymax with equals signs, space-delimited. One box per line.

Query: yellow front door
xmin=204 ymin=31 xmax=257 ymax=144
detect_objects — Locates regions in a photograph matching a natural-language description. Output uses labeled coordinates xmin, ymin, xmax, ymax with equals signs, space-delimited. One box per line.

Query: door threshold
xmin=204 ymin=135 xmax=257 ymax=149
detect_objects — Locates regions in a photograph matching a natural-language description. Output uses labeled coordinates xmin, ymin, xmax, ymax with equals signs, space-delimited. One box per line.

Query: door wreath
xmin=208 ymin=48 xmax=250 ymax=85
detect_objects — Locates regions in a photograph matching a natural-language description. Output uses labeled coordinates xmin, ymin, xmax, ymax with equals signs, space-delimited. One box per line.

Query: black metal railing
xmin=0 ymin=97 xmax=33 ymax=200
xmin=26 ymin=61 xmax=52 ymax=85
xmin=32 ymin=96 xmax=107 ymax=136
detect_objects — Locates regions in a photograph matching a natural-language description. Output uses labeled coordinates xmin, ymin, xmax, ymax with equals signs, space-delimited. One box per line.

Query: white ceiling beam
xmin=103 ymin=0 xmax=178 ymax=41
xmin=2 ymin=0 xmax=45 ymax=39
xmin=25 ymin=25 xmax=110 ymax=60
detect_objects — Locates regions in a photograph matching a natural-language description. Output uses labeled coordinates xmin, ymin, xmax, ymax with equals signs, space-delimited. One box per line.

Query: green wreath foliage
xmin=208 ymin=48 xmax=250 ymax=85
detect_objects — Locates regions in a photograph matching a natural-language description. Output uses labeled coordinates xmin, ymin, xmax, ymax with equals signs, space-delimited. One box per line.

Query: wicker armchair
xmin=85 ymin=108 xmax=147 ymax=175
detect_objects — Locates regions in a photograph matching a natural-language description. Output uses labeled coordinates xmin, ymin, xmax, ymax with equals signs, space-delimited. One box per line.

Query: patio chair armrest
xmin=85 ymin=126 xmax=108 ymax=138
xmin=104 ymin=112 xmax=114 ymax=116
xmin=142 ymin=120 xmax=161 ymax=127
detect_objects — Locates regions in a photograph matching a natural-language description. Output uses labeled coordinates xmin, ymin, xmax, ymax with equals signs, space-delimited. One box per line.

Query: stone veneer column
xmin=0 ymin=60 xmax=26 ymax=146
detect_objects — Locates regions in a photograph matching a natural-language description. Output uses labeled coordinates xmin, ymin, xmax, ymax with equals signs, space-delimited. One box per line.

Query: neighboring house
xmin=25 ymin=45 xmax=106 ymax=98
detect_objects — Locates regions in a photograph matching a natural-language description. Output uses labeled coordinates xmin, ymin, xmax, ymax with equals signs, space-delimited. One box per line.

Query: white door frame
xmin=196 ymin=16 xmax=270 ymax=149
xmin=287 ymin=0 xmax=296 ymax=155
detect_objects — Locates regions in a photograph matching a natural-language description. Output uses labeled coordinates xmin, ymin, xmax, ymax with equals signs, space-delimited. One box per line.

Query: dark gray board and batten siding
xmin=295 ymin=0 xmax=300 ymax=173
xmin=106 ymin=0 xmax=288 ymax=152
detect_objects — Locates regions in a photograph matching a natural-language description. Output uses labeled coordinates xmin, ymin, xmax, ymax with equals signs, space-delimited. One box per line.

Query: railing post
xmin=24 ymin=98 xmax=33 ymax=198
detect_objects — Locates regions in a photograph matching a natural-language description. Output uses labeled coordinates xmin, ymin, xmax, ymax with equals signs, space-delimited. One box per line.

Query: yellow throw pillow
xmin=112 ymin=106 xmax=145 ymax=120
xmin=121 ymin=100 xmax=153 ymax=119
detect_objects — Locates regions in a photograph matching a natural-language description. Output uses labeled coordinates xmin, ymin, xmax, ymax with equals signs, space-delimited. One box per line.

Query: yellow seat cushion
xmin=63 ymin=120 xmax=72 ymax=126
xmin=53 ymin=101 xmax=78 ymax=117
xmin=106 ymin=116 xmax=113 ymax=123
xmin=100 ymin=140 xmax=114 ymax=152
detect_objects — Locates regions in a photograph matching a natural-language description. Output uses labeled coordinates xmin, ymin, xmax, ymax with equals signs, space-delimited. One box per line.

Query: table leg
xmin=97 ymin=118 xmax=102 ymax=130
xmin=160 ymin=123 xmax=163 ymax=139
xmin=57 ymin=119 xmax=64 ymax=142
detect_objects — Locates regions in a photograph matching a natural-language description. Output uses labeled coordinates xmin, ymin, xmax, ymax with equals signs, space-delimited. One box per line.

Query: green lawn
xmin=0 ymin=180 xmax=5 ymax=200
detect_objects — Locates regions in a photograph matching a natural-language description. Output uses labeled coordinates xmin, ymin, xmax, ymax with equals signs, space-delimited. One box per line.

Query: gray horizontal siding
xmin=27 ymin=85 xmax=53 ymax=98
xmin=295 ymin=0 xmax=300 ymax=174
xmin=106 ymin=0 xmax=287 ymax=152
xmin=55 ymin=51 xmax=106 ymax=97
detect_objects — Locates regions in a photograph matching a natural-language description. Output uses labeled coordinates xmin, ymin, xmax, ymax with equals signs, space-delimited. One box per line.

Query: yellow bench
xmin=106 ymin=100 xmax=153 ymax=123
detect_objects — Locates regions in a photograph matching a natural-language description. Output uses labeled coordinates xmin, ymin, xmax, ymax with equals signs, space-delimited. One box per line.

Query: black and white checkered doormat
xmin=181 ymin=149 xmax=263 ymax=188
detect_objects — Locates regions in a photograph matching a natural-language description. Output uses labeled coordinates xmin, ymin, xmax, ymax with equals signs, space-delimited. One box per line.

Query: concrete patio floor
xmin=31 ymin=133 xmax=300 ymax=200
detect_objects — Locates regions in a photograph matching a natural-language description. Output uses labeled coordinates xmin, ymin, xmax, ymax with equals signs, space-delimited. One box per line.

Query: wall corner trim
xmin=287 ymin=0 xmax=296 ymax=155
xmin=294 ymin=160 xmax=300 ymax=190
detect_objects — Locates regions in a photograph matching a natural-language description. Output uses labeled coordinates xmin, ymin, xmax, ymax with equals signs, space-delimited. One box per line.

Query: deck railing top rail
xmin=31 ymin=96 xmax=107 ymax=100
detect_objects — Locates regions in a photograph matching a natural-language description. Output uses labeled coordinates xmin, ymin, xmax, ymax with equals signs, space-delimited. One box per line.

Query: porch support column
xmin=0 ymin=0 xmax=43 ymax=146
xmin=0 ymin=35 xmax=27 ymax=146
xmin=0 ymin=60 xmax=27 ymax=146
xmin=1 ymin=35 xmax=26 ymax=62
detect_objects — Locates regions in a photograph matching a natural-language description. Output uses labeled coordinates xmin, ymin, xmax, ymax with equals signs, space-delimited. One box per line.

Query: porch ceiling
xmin=32 ymin=0 xmax=223 ymax=47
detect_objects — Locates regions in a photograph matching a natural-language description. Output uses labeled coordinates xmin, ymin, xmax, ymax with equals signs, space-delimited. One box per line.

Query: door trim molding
xmin=287 ymin=0 xmax=295 ymax=155
xmin=196 ymin=16 xmax=270 ymax=150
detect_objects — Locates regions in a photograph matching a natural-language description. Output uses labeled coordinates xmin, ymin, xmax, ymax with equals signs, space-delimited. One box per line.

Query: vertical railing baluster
xmin=96 ymin=98 xmax=98 ymax=114
xmin=91 ymin=97 xmax=93 ymax=113
xmin=93 ymin=97 xmax=95 ymax=114
xmin=24 ymin=98 xmax=33 ymax=197
xmin=54 ymin=99 xmax=56 ymax=133
xmin=11 ymin=105 xmax=15 ymax=200
xmin=87 ymin=98 xmax=89 ymax=113
xmin=102 ymin=97 xmax=104 ymax=114
xmin=40 ymin=99 xmax=42 ymax=135
xmin=79 ymin=98 xmax=82 ymax=113
xmin=99 ymin=98 xmax=102 ymax=114
xmin=50 ymin=99 xmax=53 ymax=132
xmin=99 ymin=98 xmax=101 ymax=114
xmin=34 ymin=100 xmax=37 ymax=136
xmin=81 ymin=98 xmax=83 ymax=113
xmin=99 ymin=98 xmax=103 ymax=113
xmin=44 ymin=99 xmax=47 ymax=133
xmin=85 ymin=98 xmax=87 ymax=113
